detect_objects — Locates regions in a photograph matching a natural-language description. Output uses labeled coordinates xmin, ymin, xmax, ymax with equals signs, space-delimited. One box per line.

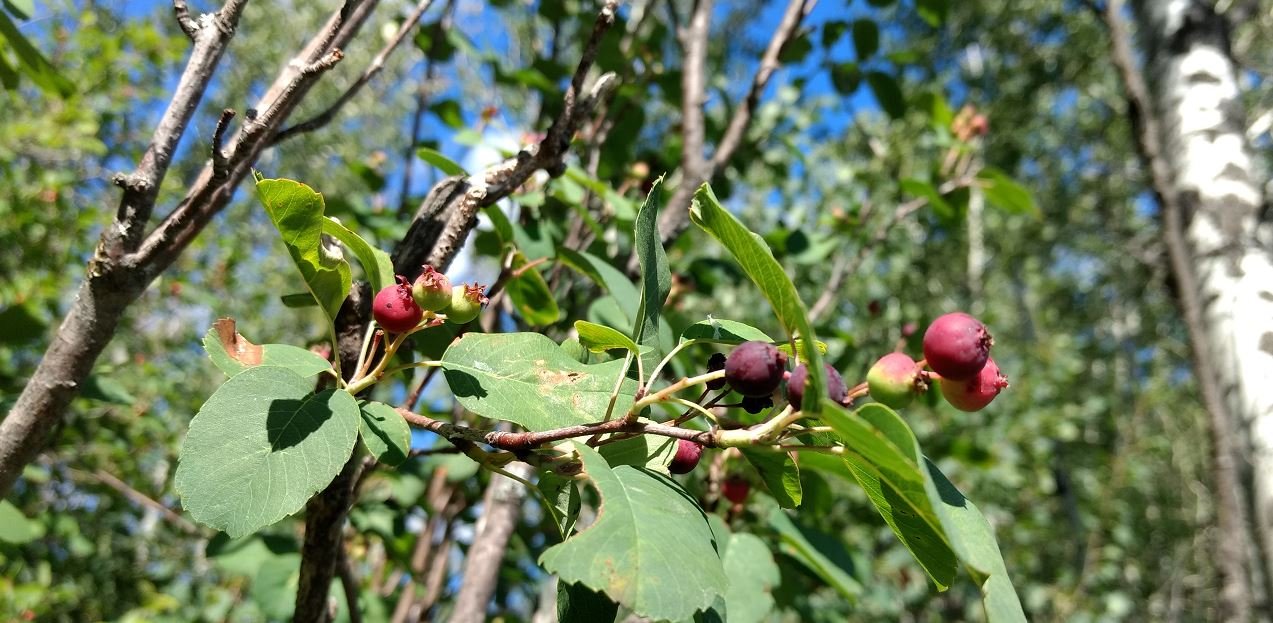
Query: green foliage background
xmin=3 ymin=0 xmax=1263 ymax=620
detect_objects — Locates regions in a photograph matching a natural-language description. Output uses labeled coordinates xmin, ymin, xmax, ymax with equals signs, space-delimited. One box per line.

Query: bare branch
xmin=211 ymin=108 xmax=236 ymax=179
xmin=449 ymin=462 xmax=533 ymax=623
xmin=173 ymin=0 xmax=198 ymax=41
xmin=708 ymin=0 xmax=814 ymax=172
xmin=655 ymin=0 xmax=815 ymax=244
xmin=274 ymin=0 xmax=438 ymax=145
xmin=72 ymin=468 xmax=202 ymax=536
xmin=107 ymin=0 xmax=250 ymax=256
xmin=397 ymin=407 xmax=715 ymax=452
xmin=337 ymin=545 xmax=364 ymax=623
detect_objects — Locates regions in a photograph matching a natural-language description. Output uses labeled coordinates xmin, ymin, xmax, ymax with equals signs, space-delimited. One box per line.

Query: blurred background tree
xmin=0 ymin=0 xmax=1268 ymax=621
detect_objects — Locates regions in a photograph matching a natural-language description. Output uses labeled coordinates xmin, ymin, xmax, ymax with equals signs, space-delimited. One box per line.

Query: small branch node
xmin=173 ymin=0 xmax=198 ymax=40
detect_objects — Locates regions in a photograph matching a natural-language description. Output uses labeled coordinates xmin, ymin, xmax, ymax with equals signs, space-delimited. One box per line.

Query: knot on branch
xmin=111 ymin=172 xmax=153 ymax=194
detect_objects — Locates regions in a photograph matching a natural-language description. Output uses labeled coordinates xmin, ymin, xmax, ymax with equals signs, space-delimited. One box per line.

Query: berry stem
xmin=630 ymin=369 xmax=726 ymax=412
xmin=641 ymin=338 xmax=698 ymax=394
xmin=669 ymin=397 xmax=719 ymax=425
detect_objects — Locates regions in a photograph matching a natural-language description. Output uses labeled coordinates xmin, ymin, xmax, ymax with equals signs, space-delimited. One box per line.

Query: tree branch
xmin=397 ymin=407 xmax=715 ymax=453
xmin=449 ymin=462 xmax=533 ymax=623
xmin=655 ymin=0 xmax=815 ymax=244
xmin=172 ymin=0 xmax=198 ymax=41
xmin=72 ymin=468 xmax=202 ymax=536
xmin=1101 ymin=0 xmax=1256 ymax=618
xmin=273 ymin=0 xmax=438 ymax=145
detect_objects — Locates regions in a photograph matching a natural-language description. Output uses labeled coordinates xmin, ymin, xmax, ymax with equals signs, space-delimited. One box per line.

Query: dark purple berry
xmin=724 ymin=341 xmax=787 ymax=397
xmin=740 ymin=394 xmax=773 ymax=414
xmin=787 ymin=363 xmax=847 ymax=411
xmin=706 ymin=352 xmax=727 ymax=390
xmin=668 ymin=439 xmax=704 ymax=474
xmin=939 ymin=357 xmax=1008 ymax=412
xmin=922 ymin=312 xmax=993 ymax=381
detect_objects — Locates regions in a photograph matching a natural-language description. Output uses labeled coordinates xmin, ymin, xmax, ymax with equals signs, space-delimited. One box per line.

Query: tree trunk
xmin=1134 ymin=0 xmax=1273 ymax=615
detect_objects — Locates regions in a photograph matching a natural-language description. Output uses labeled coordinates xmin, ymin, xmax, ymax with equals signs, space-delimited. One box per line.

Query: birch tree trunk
xmin=1135 ymin=0 xmax=1273 ymax=612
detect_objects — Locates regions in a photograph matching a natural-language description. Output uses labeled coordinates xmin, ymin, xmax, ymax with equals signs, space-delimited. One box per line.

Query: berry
xmin=706 ymin=353 xmax=727 ymax=390
xmin=787 ymin=363 xmax=848 ymax=411
xmin=938 ymin=357 xmax=1008 ymax=412
xmin=372 ymin=276 xmax=424 ymax=333
xmin=446 ymin=283 xmax=488 ymax=325
xmin=923 ymin=312 xmax=993 ymax=381
xmin=724 ymin=341 xmax=787 ymax=397
xmin=411 ymin=265 xmax=452 ymax=312
xmin=867 ymin=353 xmax=925 ymax=408
xmin=901 ymin=322 xmax=919 ymax=338
xmin=668 ymin=439 xmax=704 ymax=474
xmin=722 ymin=477 xmax=750 ymax=505
xmin=740 ymin=394 xmax=773 ymax=414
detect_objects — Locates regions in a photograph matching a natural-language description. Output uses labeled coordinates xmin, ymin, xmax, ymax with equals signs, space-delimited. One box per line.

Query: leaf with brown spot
xmin=202 ymin=320 xmax=332 ymax=379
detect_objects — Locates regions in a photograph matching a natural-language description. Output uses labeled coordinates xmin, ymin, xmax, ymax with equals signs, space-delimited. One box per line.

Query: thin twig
xmin=397 ymin=407 xmax=715 ymax=452
xmin=337 ymin=544 xmax=364 ymax=623
xmin=78 ymin=468 xmax=201 ymax=535
xmin=211 ymin=108 xmax=236 ymax=179
xmin=173 ymin=0 xmax=198 ymax=41
xmin=274 ymin=0 xmax=438 ymax=144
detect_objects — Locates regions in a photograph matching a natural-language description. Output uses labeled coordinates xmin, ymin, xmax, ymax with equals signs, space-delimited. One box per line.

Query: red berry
xmin=922 ymin=312 xmax=993 ymax=381
xmin=938 ymin=357 xmax=1008 ymax=412
xmin=724 ymin=341 xmax=787 ymax=397
xmin=373 ymin=276 xmax=424 ymax=333
xmin=901 ymin=321 xmax=919 ymax=338
xmin=867 ymin=353 xmax=925 ymax=408
xmin=722 ymin=477 xmax=750 ymax=505
xmin=787 ymin=363 xmax=847 ymax=411
xmin=668 ymin=439 xmax=704 ymax=474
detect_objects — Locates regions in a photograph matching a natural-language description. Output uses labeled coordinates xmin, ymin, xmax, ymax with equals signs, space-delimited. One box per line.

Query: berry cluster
xmin=667 ymin=312 xmax=1007 ymax=480
xmin=371 ymin=265 xmax=489 ymax=334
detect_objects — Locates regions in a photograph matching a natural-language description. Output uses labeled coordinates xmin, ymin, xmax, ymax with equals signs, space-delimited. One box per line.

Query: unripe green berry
xmin=446 ymin=283 xmax=488 ymax=325
xmin=867 ymin=353 xmax=925 ymax=408
xmin=411 ymin=265 xmax=452 ymax=312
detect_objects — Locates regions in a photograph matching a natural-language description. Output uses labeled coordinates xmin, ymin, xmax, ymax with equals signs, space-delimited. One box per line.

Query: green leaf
xmin=201 ymin=321 xmax=332 ymax=379
xmin=256 ymin=178 xmax=352 ymax=321
xmin=977 ymin=167 xmax=1039 ymax=216
xmin=358 ymin=401 xmax=411 ymax=467
xmin=415 ymin=147 xmax=467 ymax=177
xmin=483 ymin=204 xmax=515 ymax=246
xmin=597 ymin=433 xmax=677 ymax=475
xmin=321 ymin=217 xmax=394 ymax=294
xmin=722 ymin=531 xmax=781 ymax=623
xmin=916 ymin=0 xmax=948 ymax=26
xmin=689 ymin=184 xmax=825 ymax=415
xmin=852 ymin=19 xmax=879 ymax=59
xmin=0 ymin=500 xmax=43 ymax=544
xmin=823 ymin=401 xmax=1025 ymax=620
xmin=175 ymin=367 xmax=360 ymax=538
xmin=0 ymin=11 xmax=73 ymax=96
xmin=739 ymin=448 xmax=802 ymax=508
xmin=574 ymin=320 xmax=640 ymax=354
xmin=81 ymin=374 xmax=135 ymax=406
xmin=0 ymin=303 xmax=44 ymax=344
xmin=866 ymin=71 xmax=905 ymax=119
xmin=430 ymin=99 xmax=464 ymax=128
xmin=769 ymin=508 xmax=862 ymax=601
xmin=821 ymin=20 xmax=849 ymax=48
xmin=540 ymin=443 xmax=728 ymax=621
xmin=830 ymin=62 xmax=861 ymax=95
xmin=900 ymin=178 xmax=954 ymax=220
xmin=539 ymin=472 xmax=582 ymax=539
xmin=0 ymin=50 xmax=18 ymax=90
xmin=249 ymin=553 xmax=301 ymax=620
xmin=557 ymin=582 xmax=619 ymax=623
xmin=441 ymin=333 xmax=638 ymax=430
xmin=632 ymin=176 xmax=671 ymax=375
xmin=279 ymin=292 xmax=319 ymax=308
xmin=557 ymin=249 xmax=641 ymax=323
xmin=679 ymin=318 xmax=773 ymax=345
xmin=507 ymin=251 xmax=560 ymax=326
xmin=2 ymin=0 xmax=34 ymax=19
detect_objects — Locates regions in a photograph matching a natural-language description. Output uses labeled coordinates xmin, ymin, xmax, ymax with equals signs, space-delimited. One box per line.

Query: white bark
xmin=1142 ymin=0 xmax=1273 ymax=602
